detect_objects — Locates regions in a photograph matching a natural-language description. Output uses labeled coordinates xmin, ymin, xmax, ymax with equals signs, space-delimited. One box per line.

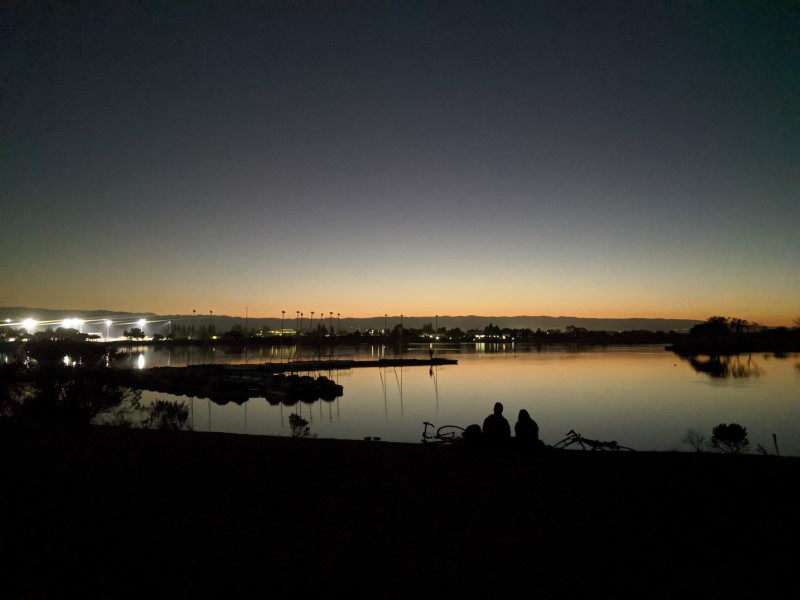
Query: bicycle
xmin=421 ymin=421 xmax=466 ymax=445
xmin=551 ymin=429 xmax=635 ymax=451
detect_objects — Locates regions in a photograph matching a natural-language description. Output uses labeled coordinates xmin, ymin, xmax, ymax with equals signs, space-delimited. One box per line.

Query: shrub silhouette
xmin=711 ymin=423 xmax=750 ymax=454
xmin=141 ymin=398 xmax=191 ymax=431
xmin=288 ymin=413 xmax=311 ymax=438
xmin=681 ymin=428 xmax=707 ymax=452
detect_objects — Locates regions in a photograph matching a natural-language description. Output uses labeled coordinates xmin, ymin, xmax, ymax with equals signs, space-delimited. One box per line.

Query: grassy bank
xmin=2 ymin=425 xmax=798 ymax=598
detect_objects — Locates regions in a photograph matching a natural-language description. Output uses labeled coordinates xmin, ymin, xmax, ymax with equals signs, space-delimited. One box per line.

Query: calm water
xmin=113 ymin=344 xmax=799 ymax=454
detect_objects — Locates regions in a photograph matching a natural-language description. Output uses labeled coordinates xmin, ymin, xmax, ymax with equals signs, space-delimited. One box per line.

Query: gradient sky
xmin=2 ymin=1 xmax=798 ymax=325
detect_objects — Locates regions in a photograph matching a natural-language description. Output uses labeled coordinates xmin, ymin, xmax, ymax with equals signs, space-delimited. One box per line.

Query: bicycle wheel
xmin=551 ymin=437 xmax=575 ymax=450
xmin=436 ymin=425 xmax=465 ymax=443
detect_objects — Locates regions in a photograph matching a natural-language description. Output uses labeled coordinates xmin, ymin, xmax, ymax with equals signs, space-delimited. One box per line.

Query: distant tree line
xmin=670 ymin=316 xmax=800 ymax=356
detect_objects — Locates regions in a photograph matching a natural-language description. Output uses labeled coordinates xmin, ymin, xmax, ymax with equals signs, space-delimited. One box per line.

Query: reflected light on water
xmin=137 ymin=354 xmax=145 ymax=370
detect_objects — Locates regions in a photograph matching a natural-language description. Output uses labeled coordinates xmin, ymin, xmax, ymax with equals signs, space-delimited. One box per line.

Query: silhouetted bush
xmin=711 ymin=423 xmax=750 ymax=454
xmin=681 ymin=428 xmax=708 ymax=452
xmin=140 ymin=398 xmax=191 ymax=431
xmin=288 ymin=413 xmax=311 ymax=438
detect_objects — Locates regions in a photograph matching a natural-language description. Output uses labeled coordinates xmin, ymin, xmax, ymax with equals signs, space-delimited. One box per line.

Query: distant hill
xmin=1 ymin=307 xmax=702 ymax=333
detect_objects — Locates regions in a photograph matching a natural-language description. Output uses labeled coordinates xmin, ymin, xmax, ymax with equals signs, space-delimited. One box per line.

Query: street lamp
xmin=310 ymin=311 xmax=315 ymax=332
xmin=192 ymin=309 xmax=196 ymax=339
xmin=337 ymin=313 xmax=340 ymax=335
xmin=329 ymin=312 xmax=333 ymax=334
xmin=281 ymin=310 xmax=285 ymax=335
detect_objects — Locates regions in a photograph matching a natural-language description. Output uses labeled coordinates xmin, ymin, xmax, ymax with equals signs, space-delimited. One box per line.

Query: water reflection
xmin=686 ymin=354 xmax=764 ymax=379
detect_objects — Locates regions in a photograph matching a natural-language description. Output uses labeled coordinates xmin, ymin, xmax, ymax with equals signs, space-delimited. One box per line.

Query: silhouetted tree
xmin=124 ymin=328 xmax=145 ymax=341
xmin=711 ymin=423 xmax=750 ymax=454
xmin=681 ymin=428 xmax=708 ymax=452
xmin=288 ymin=413 xmax=311 ymax=438
xmin=139 ymin=398 xmax=191 ymax=431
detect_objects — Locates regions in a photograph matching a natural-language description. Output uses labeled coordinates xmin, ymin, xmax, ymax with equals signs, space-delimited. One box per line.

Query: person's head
xmin=518 ymin=409 xmax=530 ymax=421
xmin=494 ymin=402 xmax=503 ymax=414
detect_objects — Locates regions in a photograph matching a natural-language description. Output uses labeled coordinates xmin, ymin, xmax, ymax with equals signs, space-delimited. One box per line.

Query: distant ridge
xmin=1 ymin=307 xmax=702 ymax=333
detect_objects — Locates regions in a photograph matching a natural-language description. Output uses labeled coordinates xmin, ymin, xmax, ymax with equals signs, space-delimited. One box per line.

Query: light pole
xmin=310 ymin=311 xmax=315 ymax=333
xmin=329 ymin=312 xmax=333 ymax=335
xmin=300 ymin=312 xmax=303 ymax=333
xmin=209 ymin=310 xmax=213 ymax=337
xmin=337 ymin=313 xmax=340 ymax=335
xmin=192 ymin=309 xmax=196 ymax=339
xmin=384 ymin=314 xmax=387 ymax=335
xmin=281 ymin=310 xmax=285 ymax=335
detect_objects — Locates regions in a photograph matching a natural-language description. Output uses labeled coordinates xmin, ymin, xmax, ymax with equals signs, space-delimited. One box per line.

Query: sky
xmin=2 ymin=0 xmax=798 ymax=325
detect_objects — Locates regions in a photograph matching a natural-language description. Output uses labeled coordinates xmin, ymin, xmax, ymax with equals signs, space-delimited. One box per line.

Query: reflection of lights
xmin=22 ymin=318 xmax=36 ymax=331
xmin=137 ymin=355 xmax=145 ymax=369
xmin=63 ymin=355 xmax=70 ymax=366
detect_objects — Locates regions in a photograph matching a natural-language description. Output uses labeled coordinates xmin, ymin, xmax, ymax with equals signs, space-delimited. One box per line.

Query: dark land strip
xmin=2 ymin=426 xmax=798 ymax=598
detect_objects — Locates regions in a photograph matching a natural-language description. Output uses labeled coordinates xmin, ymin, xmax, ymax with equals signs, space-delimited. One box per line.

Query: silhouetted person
xmin=482 ymin=402 xmax=510 ymax=446
xmin=515 ymin=409 xmax=541 ymax=451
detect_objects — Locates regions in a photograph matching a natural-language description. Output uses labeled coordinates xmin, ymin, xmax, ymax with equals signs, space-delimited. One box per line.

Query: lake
xmin=113 ymin=343 xmax=799 ymax=454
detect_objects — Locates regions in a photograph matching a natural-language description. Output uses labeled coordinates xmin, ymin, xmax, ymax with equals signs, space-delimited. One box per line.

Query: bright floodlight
xmin=105 ymin=320 xmax=112 ymax=326
xmin=62 ymin=319 xmax=73 ymax=328
xmin=22 ymin=318 xmax=36 ymax=331
xmin=138 ymin=319 xmax=146 ymax=328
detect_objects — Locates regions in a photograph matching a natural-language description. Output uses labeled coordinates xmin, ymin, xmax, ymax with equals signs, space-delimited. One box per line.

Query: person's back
xmin=514 ymin=409 xmax=540 ymax=450
xmin=482 ymin=402 xmax=511 ymax=445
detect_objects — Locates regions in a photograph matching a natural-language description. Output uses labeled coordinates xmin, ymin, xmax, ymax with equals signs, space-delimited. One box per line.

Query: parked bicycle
xmin=551 ymin=429 xmax=635 ymax=451
xmin=421 ymin=421 xmax=466 ymax=445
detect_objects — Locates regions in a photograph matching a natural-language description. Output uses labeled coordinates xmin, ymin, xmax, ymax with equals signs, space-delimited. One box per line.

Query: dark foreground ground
xmin=2 ymin=426 xmax=798 ymax=599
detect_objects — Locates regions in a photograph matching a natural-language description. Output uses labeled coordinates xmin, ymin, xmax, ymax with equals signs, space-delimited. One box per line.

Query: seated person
xmin=483 ymin=402 xmax=511 ymax=445
xmin=515 ymin=409 xmax=543 ymax=450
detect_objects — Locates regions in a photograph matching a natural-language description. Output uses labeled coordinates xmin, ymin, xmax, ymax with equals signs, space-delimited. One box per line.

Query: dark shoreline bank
xmin=2 ymin=426 xmax=798 ymax=598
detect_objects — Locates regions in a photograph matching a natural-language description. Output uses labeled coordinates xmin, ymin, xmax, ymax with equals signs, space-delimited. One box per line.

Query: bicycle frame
xmin=553 ymin=429 xmax=634 ymax=451
xmin=421 ymin=421 xmax=465 ymax=444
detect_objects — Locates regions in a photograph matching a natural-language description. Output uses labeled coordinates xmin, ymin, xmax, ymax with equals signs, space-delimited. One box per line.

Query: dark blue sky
xmin=2 ymin=1 xmax=798 ymax=323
